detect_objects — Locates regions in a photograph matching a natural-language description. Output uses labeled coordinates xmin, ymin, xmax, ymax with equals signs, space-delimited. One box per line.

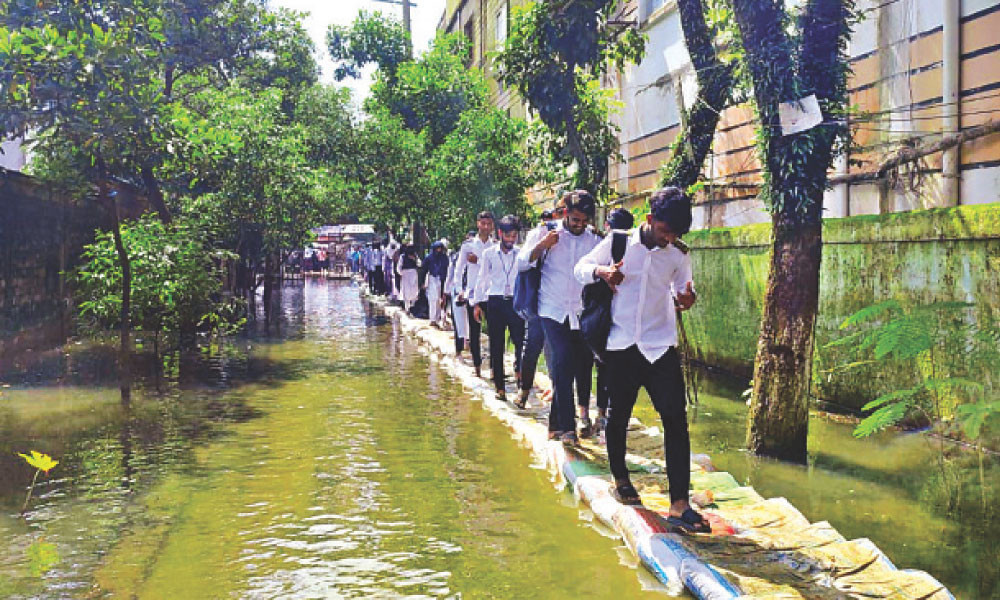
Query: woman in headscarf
xmin=396 ymin=244 xmax=421 ymax=313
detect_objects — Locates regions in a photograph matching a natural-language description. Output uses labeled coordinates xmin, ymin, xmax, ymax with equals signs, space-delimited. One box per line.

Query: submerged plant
xmin=828 ymin=299 xmax=999 ymax=511
xmin=18 ymin=451 xmax=59 ymax=515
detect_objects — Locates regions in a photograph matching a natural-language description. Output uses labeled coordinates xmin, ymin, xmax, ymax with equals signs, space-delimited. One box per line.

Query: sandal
xmin=612 ymin=481 xmax=642 ymax=506
xmin=578 ymin=415 xmax=593 ymax=438
xmin=514 ymin=390 xmax=529 ymax=410
xmin=560 ymin=431 xmax=579 ymax=447
xmin=667 ymin=508 xmax=711 ymax=533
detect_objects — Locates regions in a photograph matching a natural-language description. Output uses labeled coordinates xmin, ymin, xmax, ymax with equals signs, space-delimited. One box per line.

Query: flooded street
xmin=0 ymin=281 xmax=660 ymax=598
xmin=0 ymin=280 xmax=995 ymax=598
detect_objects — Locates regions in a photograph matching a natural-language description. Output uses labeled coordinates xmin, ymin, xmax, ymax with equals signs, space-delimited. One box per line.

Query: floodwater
xmin=0 ymin=280 xmax=995 ymax=598
xmin=0 ymin=281 xmax=661 ymax=599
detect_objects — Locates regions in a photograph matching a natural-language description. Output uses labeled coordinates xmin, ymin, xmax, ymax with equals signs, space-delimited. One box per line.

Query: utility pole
xmin=371 ymin=0 xmax=416 ymax=57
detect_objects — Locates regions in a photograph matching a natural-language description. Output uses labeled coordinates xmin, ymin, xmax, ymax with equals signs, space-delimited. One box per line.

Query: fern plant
xmin=827 ymin=300 xmax=988 ymax=437
xmin=828 ymin=299 xmax=998 ymax=511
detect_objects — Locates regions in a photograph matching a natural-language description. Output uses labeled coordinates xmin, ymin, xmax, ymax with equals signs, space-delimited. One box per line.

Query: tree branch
xmin=828 ymin=120 xmax=1000 ymax=185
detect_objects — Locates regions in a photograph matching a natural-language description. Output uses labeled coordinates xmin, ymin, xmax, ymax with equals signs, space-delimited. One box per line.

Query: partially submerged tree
xmin=731 ymin=0 xmax=857 ymax=461
xmin=496 ymin=0 xmax=644 ymax=194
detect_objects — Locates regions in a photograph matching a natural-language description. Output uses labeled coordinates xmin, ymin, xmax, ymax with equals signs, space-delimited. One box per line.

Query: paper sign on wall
xmin=778 ymin=94 xmax=823 ymax=136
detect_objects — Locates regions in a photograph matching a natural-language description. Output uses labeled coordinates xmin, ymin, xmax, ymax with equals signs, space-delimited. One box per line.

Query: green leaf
xmin=854 ymin=402 xmax=910 ymax=438
xmin=955 ymin=400 xmax=1000 ymax=440
xmin=861 ymin=386 xmax=921 ymax=412
xmin=839 ymin=299 xmax=901 ymax=329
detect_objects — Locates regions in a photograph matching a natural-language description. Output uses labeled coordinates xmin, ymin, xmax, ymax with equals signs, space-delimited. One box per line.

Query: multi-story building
xmin=438 ymin=0 xmax=529 ymax=119
xmin=441 ymin=0 xmax=1000 ymax=228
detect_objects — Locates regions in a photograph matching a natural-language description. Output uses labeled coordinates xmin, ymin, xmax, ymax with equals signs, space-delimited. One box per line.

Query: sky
xmin=271 ymin=0 xmax=447 ymax=108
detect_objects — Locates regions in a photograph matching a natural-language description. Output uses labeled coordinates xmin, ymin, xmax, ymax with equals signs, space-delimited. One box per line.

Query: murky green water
xmin=0 ymin=281 xmax=661 ymax=598
xmin=1 ymin=280 xmax=995 ymax=598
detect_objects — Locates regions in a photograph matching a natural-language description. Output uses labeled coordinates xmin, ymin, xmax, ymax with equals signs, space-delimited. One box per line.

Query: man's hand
xmin=539 ymin=230 xmax=560 ymax=250
xmin=595 ymin=261 xmax=624 ymax=291
xmin=473 ymin=305 xmax=483 ymax=322
xmin=467 ymin=252 xmax=479 ymax=264
xmin=675 ymin=281 xmax=697 ymax=311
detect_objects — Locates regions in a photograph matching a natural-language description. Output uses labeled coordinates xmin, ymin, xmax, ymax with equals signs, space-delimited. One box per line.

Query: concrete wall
xmin=682 ymin=202 xmax=1000 ymax=411
xmin=0 ymin=172 xmax=146 ymax=359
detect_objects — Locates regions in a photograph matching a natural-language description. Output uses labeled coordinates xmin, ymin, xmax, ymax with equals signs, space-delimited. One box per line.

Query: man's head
xmin=605 ymin=207 xmax=635 ymax=231
xmin=562 ymin=190 xmax=595 ymax=235
xmin=540 ymin=209 xmax=554 ymax=223
xmin=552 ymin=197 xmax=566 ymax=221
xmin=496 ymin=215 xmax=520 ymax=250
xmin=645 ymin=186 xmax=692 ymax=248
xmin=476 ymin=211 xmax=495 ymax=238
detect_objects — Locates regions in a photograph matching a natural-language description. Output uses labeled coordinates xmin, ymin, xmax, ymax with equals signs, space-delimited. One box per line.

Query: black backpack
xmin=580 ymin=231 xmax=628 ymax=361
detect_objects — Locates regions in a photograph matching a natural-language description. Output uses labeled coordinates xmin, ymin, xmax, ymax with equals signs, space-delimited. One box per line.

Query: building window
xmin=495 ymin=2 xmax=508 ymax=47
xmin=464 ymin=19 xmax=475 ymax=66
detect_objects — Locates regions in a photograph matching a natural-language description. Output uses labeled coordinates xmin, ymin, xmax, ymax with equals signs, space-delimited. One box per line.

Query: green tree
xmin=496 ymin=0 xmax=644 ymax=193
xmin=424 ymin=106 xmax=535 ymax=240
xmin=74 ymin=215 xmax=240 ymax=346
xmin=327 ymin=10 xmax=412 ymax=83
xmin=732 ymin=0 xmax=858 ymax=461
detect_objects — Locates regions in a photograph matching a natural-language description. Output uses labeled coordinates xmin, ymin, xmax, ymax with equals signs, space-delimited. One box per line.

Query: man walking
xmin=574 ymin=187 xmax=708 ymax=532
xmin=444 ymin=232 xmax=475 ymax=356
xmin=518 ymin=191 xmax=600 ymax=444
xmin=473 ymin=216 xmax=525 ymax=401
xmin=454 ymin=212 xmax=495 ymax=378
xmin=593 ymin=207 xmax=636 ymax=437
xmin=423 ymin=240 xmax=450 ymax=328
xmin=514 ymin=206 xmax=559 ymax=408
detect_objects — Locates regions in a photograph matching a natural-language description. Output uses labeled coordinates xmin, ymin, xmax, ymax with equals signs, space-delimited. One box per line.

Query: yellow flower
xmin=18 ymin=451 xmax=59 ymax=474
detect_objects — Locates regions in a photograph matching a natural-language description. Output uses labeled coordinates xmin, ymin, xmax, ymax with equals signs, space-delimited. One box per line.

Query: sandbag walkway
xmin=363 ymin=289 xmax=952 ymax=599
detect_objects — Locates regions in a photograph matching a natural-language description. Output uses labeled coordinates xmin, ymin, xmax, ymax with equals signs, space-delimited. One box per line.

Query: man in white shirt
xmin=444 ymin=232 xmax=475 ymax=356
xmin=454 ymin=212 xmax=495 ymax=377
xmin=473 ymin=215 xmax=525 ymax=400
xmin=518 ymin=191 xmax=601 ymax=444
xmin=574 ymin=187 xmax=707 ymax=533
xmin=514 ymin=205 xmax=561 ymax=408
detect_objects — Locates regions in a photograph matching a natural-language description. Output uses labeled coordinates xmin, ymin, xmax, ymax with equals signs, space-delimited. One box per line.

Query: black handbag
xmin=580 ymin=231 xmax=628 ymax=360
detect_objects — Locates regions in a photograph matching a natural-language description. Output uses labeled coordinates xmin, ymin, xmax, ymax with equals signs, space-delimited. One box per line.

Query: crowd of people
xmin=353 ymin=186 xmax=709 ymax=533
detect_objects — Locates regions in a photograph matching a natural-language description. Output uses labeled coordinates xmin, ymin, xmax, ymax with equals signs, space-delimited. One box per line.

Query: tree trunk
xmin=141 ymin=164 xmax=173 ymax=225
xmin=263 ymin=252 xmax=274 ymax=324
xmin=746 ymin=218 xmax=821 ymax=460
xmin=660 ymin=0 xmax=734 ymax=190
xmin=733 ymin=0 xmax=851 ymax=462
xmin=99 ymin=171 xmax=133 ymax=401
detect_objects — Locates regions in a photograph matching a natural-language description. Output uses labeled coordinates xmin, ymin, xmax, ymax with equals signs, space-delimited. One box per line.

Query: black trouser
xmin=487 ymin=295 xmax=525 ymax=391
xmin=606 ymin=346 xmax=689 ymax=503
xmin=466 ymin=302 xmax=486 ymax=367
xmin=368 ymin=269 xmax=376 ymax=293
xmin=372 ymin=266 xmax=385 ymax=295
xmin=595 ymin=361 xmax=611 ymax=412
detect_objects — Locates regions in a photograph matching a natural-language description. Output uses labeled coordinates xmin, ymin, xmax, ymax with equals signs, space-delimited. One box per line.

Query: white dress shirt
xmin=472 ymin=244 xmax=520 ymax=304
xmin=454 ymin=234 xmax=495 ymax=300
xmin=518 ymin=221 xmax=601 ymax=329
xmin=574 ymin=228 xmax=694 ymax=362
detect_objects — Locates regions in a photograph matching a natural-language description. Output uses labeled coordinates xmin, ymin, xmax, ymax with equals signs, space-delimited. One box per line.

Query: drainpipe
xmin=941 ymin=0 xmax=961 ymax=205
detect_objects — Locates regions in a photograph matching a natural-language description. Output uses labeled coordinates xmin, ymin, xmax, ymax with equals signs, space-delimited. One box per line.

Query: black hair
xmin=497 ymin=214 xmax=520 ymax=233
xmin=562 ymin=189 xmax=596 ymax=218
xmin=477 ymin=210 xmax=495 ymax=221
xmin=540 ymin=209 xmax=553 ymax=220
xmin=606 ymin=207 xmax=634 ymax=230
xmin=649 ymin=186 xmax=692 ymax=235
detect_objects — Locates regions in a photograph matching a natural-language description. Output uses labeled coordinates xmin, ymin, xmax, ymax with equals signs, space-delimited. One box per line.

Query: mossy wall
xmin=684 ymin=204 xmax=1000 ymax=411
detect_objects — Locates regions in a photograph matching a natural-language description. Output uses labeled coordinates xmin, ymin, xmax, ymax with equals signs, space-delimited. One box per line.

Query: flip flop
xmin=667 ymin=508 xmax=711 ymax=533
xmin=612 ymin=482 xmax=642 ymax=506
